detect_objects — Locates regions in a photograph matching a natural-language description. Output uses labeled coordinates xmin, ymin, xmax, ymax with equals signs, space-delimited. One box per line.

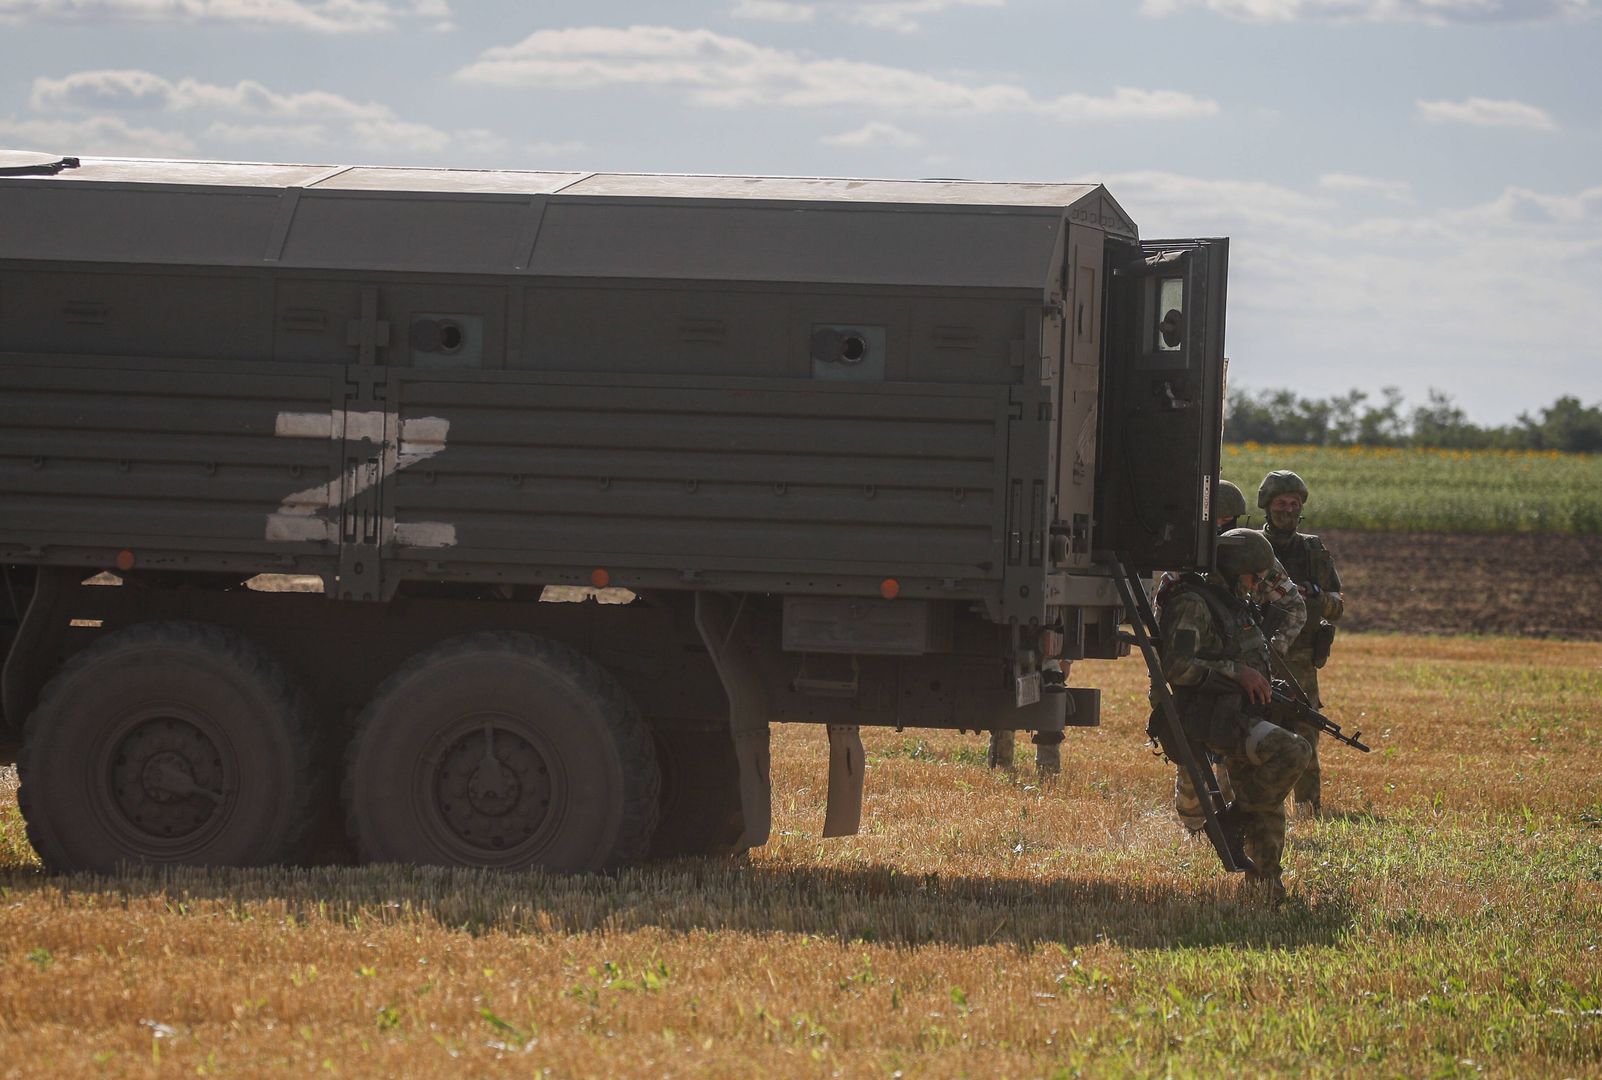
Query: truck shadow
xmin=0 ymin=858 xmax=1356 ymax=951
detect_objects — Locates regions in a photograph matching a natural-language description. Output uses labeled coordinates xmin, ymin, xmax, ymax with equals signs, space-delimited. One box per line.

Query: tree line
xmin=1224 ymin=387 xmax=1602 ymax=453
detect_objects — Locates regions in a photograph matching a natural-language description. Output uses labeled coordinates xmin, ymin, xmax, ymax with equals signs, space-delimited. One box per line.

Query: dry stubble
xmin=0 ymin=634 xmax=1598 ymax=1077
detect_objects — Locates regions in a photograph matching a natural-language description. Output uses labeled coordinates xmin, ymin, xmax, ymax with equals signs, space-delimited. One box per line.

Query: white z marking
xmin=267 ymin=409 xmax=456 ymax=548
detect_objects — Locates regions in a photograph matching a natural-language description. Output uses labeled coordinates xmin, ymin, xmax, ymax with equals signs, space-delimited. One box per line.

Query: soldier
xmin=1258 ymin=470 xmax=1345 ymax=818
xmin=1161 ymin=480 xmax=1306 ymax=652
xmin=1214 ymin=476 xmax=1247 ymax=531
xmin=1157 ymin=529 xmax=1312 ymax=901
xmin=1160 ymin=479 xmax=1305 ymax=833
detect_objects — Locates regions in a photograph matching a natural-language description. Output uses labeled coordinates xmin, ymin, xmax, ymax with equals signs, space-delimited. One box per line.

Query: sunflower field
xmin=1222 ymin=443 xmax=1602 ymax=533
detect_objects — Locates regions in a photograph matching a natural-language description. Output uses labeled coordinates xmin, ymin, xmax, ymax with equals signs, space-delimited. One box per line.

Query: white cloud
xmin=1104 ymin=170 xmax=1334 ymax=228
xmin=731 ymin=0 xmax=816 ymax=21
xmin=821 ymin=120 xmax=924 ymax=146
xmin=350 ymin=117 xmax=451 ymax=154
xmin=525 ymin=139 xmax=588 ymax=158
xmin=456 ymin=26 xmax=1218 ymax=122
xmin=0 ymin=0 xmax=452 ymax=32
xmin=22 ymin=68 xmax=532 ymax=166
xmin=32 ymin=70 xmax=391 ymax=121
xmin=1318 ymin=172 xmax=1413 ymax=201
xmin=1113 ymin=169 xmax=1602 ymax=421
xmin=203 ymin=119 xmax=329 ymax=143
xmin=1139 ymin=0 xmax=1592 ymax=23
xmin=1417 ymin=96 xmax=1557 ymax=131
xmin=0 ymin=112 xmax=197 ymax=155
xmin=732 ymin=0 xmax=1004 ymax=32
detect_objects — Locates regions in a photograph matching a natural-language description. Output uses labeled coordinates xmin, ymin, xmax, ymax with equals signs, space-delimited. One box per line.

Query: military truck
xmin=0 ymin=150 xmax=1227 ymax=874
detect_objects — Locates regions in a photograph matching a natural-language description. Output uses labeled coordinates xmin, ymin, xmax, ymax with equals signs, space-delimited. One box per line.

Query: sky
xmin=1 ymin=0 xmax=1598 ymax=424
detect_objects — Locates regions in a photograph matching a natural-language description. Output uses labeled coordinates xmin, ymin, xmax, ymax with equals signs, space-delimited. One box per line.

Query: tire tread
xmin=18 ymin=620 xmax=317 ymax=872
xmin=343 ymin=632 xmax=660 ymax=870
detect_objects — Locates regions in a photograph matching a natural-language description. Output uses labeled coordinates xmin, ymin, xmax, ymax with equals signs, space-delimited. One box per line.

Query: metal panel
xmin=0 ymin=354 xmax=341 ymax=559
xmin=0 ymin=185 xmax=282 ymax=265
xmin=0 ymin=158 xmax=1108 ymax=292
xmin=0 ymin=267 xmax=269 ymax=362
xmin=21 ymin=158 xmax=1102 ymax=207
xmin=314 ymin=168 xmax=587 ymax=194
xmin=45 ymin=158 xmax=338 ymax=187
xmin=383 ymin=372 xmax=1009 ymax=581
xmin=563 ymin=174 xmax=1100 ymax=206
xmin=527 ymin=201 xmax=1061 ymax=289
xmin=277 ymin=192 xmax=530 ymax=272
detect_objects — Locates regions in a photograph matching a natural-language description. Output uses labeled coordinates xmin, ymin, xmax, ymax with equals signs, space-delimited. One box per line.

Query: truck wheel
xmin=17 ymin=622 xmax=315 ymax=873
xmin=344 ymin=633 xmax=659 ymax=872
xmin=648 ymin=725 xmax=746 ymax=859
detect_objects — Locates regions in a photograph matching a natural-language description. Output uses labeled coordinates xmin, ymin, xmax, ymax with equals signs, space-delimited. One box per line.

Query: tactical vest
xmin=1168 ymin=575 xmax=1271 ymax=676
xmin=1159 ymin=577 xmax=1268 ymax=755
xmin=1265 ymin=527 xmax=1338 ymax=655
xmin=1264 ymin=528 xmax=1338 ymax=592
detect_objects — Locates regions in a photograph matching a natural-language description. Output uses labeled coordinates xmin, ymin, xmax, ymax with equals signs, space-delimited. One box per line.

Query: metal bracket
xmin=822 ymin=724 xmax=865 ymax=837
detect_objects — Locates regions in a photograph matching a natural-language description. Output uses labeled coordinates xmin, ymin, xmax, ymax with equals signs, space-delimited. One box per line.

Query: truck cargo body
xmin=0 ymin=155 xmax=1227 ymax=873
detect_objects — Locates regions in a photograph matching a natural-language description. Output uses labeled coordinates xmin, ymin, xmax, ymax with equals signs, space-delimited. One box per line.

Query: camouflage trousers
xmin=1174 ymin=758 xmax=1233 ymax=832
xmin=1282 ymin=652 xmax=1322 ymax=808
xmin=1173 ymin=720 xmax=1312 ymax=883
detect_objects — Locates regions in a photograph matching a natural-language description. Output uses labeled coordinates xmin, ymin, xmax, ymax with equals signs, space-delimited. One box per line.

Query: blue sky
xmin=2 ymin=0 xmax=1597 ymax=423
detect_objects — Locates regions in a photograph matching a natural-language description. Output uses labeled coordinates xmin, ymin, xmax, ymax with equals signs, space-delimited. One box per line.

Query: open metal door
xmin=1093 ymin=238 xmax=1228 ymax=573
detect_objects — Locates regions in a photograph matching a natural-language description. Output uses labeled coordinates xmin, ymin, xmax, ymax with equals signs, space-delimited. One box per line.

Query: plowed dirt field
xmin=1319 ymin=528 xmax=1602 ymax=639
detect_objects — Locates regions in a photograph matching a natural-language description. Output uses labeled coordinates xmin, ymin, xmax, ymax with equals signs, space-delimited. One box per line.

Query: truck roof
xmin=0 ymin=154 xmax=1139 ymax=288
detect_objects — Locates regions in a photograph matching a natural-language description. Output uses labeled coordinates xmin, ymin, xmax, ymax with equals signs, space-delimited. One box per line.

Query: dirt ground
xmin=1319 ymin=528 xmax=1602 ymax=640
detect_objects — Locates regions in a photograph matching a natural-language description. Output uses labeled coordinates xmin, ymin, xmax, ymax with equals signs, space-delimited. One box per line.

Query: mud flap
xmin=822 ymin=724 xmax=864 ymax=837
xmin=1 ymin=567 xmax=68 ymax=728
xmin=692 ymin=593 xmax=773 ymax=851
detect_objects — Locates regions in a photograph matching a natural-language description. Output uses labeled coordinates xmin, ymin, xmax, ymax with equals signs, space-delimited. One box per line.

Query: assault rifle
xmin=1253 ymin=679 xmax=1370 ymax=753
xmin=1206 ymin=602 xmax=1371 ymax=753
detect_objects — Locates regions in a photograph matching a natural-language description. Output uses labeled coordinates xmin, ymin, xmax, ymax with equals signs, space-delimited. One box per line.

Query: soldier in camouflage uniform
xmin=1157 ymin=529 xmax=1312 ymax=901
xmin=1258 ymin=470 xmax=1345 ymax=818
xmin=1157 ymin=479 xmax=1306 ymax=833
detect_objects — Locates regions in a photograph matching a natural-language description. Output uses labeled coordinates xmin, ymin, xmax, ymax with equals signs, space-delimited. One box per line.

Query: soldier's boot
xmin=1240 ymin=868 xmax=1288 ymax=907
xmin=1031 ymin=730 xmax=1063 ymax=777
xmin=987 ymin=729 xmax=1016 ymax=770
xmin=1239 ymin=813 xmax=1289 ymax=905
xmin=1215 ymin=801 xmax=1254 ymax=874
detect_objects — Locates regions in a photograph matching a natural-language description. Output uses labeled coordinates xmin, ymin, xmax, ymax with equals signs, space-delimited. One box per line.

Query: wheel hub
xmin=109 ymin=717 xmax=227 ymax=840
xmin=436 ymin=723 xmax=552 ymax=852
xmin=467 ymin=761 xmax=522 ymax=815
xmin=140 ymin=751 xmax=197 ymax=804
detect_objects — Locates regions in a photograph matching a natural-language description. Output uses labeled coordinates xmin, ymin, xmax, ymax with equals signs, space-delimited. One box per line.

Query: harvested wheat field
xmin=1 ymin=634 xmax=1599 ymax=1078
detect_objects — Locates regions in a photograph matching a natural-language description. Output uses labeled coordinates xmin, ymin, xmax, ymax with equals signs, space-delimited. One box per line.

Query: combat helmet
xmin=1215 ymin=528 xmax=1275 ymax=579
xmin=1215 ymin=479 xmax=1248 ymax=521
xmin=1257 ymin=470 xmax=1310 ymax=510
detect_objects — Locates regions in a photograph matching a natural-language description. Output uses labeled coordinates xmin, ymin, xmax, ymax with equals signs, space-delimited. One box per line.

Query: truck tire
xmin=648 ymin=725 xmax=746 ymax=859
xmin=17 ymin=621 xmax=315 ymax=873
xmin=344 ymin=633 xmax=659 ymax=872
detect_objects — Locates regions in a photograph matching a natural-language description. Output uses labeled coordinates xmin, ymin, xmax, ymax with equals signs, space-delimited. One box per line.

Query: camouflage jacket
xmin=1263 ymin=525 xmax=1344 ymax=652
xmin=1157 ymin=575 xmax=1273 ymax=689
xmin=1155 ymin=560 xmax=1305 ymax=655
